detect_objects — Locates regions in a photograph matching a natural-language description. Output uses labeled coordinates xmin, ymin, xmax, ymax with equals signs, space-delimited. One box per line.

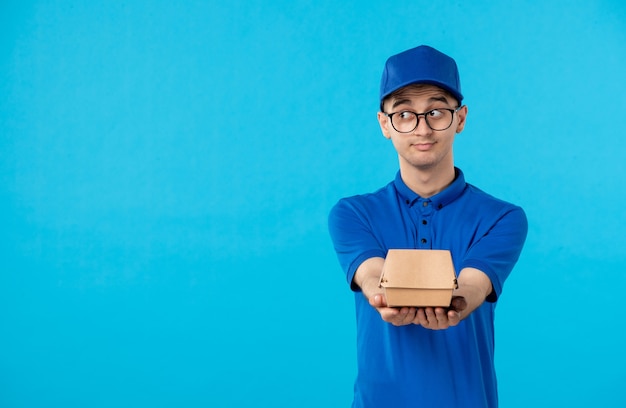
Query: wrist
xmin=353 ymin=257 xmax=385 ymax=297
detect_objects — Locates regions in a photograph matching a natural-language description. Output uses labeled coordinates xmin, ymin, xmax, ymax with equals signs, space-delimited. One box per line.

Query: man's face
xmin=377 ymin=84 xmax=467 ymax=173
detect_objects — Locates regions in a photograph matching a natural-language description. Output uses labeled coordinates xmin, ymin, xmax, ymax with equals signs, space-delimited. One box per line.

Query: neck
xmin=399 ymin=163 xmax=456 ymax=198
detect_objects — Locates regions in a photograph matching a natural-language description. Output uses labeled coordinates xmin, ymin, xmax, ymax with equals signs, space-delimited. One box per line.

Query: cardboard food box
xmin=378 ymin=249 xmax=458 ymax=307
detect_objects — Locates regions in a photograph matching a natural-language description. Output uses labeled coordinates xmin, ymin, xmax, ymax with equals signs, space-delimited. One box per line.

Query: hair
xmin=380 ymin=83 xmax=459 ymax=112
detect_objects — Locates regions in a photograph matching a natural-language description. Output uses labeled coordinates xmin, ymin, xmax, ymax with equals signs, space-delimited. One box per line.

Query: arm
xmin=354 ymin=259 xmax=491 ymax=330
xmin=330 ymin=197 xmax=527 ymax=329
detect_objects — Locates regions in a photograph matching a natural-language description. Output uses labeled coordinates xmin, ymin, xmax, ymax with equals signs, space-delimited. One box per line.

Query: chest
xmin=371 ymin=199 xmax=489 ymax=256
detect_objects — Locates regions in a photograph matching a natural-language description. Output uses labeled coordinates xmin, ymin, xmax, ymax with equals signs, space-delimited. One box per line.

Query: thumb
xmin=449 ymin=296 xmax=467 ymax=312
xmin=369 ymin=293 xmax=388 ymax=308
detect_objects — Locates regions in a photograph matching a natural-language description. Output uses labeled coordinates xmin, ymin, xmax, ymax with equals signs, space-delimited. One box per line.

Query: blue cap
xmin=379 ymin=45 xmax=463 ymax=108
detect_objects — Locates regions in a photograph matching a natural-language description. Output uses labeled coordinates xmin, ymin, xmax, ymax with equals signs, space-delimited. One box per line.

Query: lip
xmin=412 ymin=142 xmax=436 ymax=151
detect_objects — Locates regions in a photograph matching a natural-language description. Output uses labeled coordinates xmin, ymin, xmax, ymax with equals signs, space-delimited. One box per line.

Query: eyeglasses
xmin=384 ymin=106 xmax=462 ymax=132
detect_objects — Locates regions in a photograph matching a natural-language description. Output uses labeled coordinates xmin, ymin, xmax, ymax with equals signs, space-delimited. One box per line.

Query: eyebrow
xmin=391 ymin=95 xmax=450 ymax=109
xmin=391 ymin=98 xmax=412 ymax=109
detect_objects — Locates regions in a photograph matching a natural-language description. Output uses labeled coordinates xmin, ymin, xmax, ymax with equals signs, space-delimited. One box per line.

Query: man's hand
xmin=354 ymin=258 xmax=491 ymax=330
xmin=369 ymin=294 xmax=466 ymax=329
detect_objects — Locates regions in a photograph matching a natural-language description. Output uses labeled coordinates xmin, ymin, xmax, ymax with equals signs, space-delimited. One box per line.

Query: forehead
xmin=384 ymin=84 xmax=456 ymax=109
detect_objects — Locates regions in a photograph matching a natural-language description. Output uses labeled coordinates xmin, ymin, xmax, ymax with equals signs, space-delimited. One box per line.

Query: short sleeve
xmin=461 ymin=206 xmax=528 ymax=302
xmin=328 ymin=198 xmax=386 ymax=291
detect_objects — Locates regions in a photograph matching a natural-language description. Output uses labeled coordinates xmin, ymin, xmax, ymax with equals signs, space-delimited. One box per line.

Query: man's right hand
xmin=354 ymin=257 xmax=422 ymax=326
xmin=369 ymin=292 xmax=424 ymax=326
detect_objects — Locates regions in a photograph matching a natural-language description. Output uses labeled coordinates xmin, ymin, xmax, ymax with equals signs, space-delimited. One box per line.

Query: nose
xmin=412 ymin=114 xmax=432 ymax=135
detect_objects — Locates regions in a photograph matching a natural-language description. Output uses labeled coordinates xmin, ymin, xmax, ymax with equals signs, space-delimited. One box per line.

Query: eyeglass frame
xmin=383 ymin=106 xmax=463 ymax=133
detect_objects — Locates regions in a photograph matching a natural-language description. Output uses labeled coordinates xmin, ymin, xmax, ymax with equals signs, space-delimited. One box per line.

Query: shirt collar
xmin=393 ymin=167 xmax=466 ymax=210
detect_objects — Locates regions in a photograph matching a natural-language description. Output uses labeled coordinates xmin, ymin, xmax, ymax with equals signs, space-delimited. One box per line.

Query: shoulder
xmin=462 ymin=183 xmax=528 ymax=229
xmin=465 ymin=183 xmax=524 ymax=211
xmin=330 ymin=181 xmax=396 ymax=215
xmin=328 ymin=181 xmax=400 ymax=237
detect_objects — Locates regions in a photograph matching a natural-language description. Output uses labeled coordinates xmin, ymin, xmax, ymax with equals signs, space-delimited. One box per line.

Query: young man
xmin=328 ymin=45 xmax=528 ymax=407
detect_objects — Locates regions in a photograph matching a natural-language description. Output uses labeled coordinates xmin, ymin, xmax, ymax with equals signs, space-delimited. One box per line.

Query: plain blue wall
xmin=1 ymin=1 xmax=625 ymax=407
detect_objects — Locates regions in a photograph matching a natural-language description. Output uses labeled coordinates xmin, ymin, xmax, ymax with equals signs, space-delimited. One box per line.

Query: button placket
xmin=417 ymin=199 xmax=433 ymax=248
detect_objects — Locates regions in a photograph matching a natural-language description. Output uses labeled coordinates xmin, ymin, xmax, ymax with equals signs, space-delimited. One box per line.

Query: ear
xmin=377 ymin=111 xmax=392 ymax=139
xmin=455 ymin=105 xmax=468 ymax=133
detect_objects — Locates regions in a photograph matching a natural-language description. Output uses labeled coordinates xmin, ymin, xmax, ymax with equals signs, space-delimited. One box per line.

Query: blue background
xmin=1 ymin=1 xmax=625 ymax=407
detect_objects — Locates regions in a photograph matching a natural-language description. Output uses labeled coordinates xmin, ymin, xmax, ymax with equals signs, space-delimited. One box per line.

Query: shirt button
xmin=422 ymin=220 xmax=427 ymax=225
xmin=421 ymin=238 xmax=427 ymax=244
xmin=405 ymin=199 xmax=410 ymax=204
xmin=423 ymin=202 xmax=428 ymax=207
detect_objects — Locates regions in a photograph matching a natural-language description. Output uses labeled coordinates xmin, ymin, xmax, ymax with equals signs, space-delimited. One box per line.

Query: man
xmin=328 ymin=45 xmax=528 ymax=407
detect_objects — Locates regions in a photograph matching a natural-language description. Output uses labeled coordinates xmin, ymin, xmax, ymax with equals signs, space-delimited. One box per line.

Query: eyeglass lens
xmin=391 ymin=109 xmax=454 ymax=132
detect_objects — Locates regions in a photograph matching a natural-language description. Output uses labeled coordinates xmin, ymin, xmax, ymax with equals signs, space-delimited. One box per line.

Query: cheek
xmin=442 ymin=131 xmax=457 ymax=144
xmin=392 ymin=137 xmax=416 ymax=156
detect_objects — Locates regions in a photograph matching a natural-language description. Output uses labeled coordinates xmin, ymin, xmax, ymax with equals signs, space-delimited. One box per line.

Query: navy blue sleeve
xmin=461 ymin=205 xmax=528 ymax=302
xmin=328 ymin=198 xmax=386 ymax=291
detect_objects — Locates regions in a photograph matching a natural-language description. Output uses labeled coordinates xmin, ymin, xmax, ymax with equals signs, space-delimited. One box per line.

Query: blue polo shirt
xmin=328 ymin=168 xmax=527 ymax=408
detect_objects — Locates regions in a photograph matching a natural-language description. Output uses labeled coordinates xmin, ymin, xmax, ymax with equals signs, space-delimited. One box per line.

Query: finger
xmin=434 ymin=307 xmax=448 ymax=323
xmin=425 ymin=307 xmax=438 ymax=326
xmin=389 ymin=307 xmax=415 ymax=326
xmin=379 ymin=307 xmax=400 ymax=323
xmin=400 ymin=307 xmax=418 ymax=325
xmin=369 ymin=294 xmax=388 ymax=308
xmin=416 ymin=308 xmax=429 ymax=326
xmin=427 ymin=307 xmax=446 ymax=330
xmin=422 ymin=307 xmax=449 ymax=330
xmin=391 ymin=307 xmax=409 ymax=326
xmin=409 ymin=308 xmax=422 ymax=325
xmin=447 ymin=309 xmax=462 ymax=326
xmin=449 ymin=296 xmax=467 ymax=312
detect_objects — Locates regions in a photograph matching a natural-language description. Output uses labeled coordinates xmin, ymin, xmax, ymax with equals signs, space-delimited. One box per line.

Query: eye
xmin=398 ymin=111 xmax=415 ymax=120
xmin=428 ymin=109 xmax=444 ymax=118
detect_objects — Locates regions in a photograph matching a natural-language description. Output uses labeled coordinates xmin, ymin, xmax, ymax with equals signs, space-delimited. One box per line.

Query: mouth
xmin=412 ymin=141 xmax=436 ymax=151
